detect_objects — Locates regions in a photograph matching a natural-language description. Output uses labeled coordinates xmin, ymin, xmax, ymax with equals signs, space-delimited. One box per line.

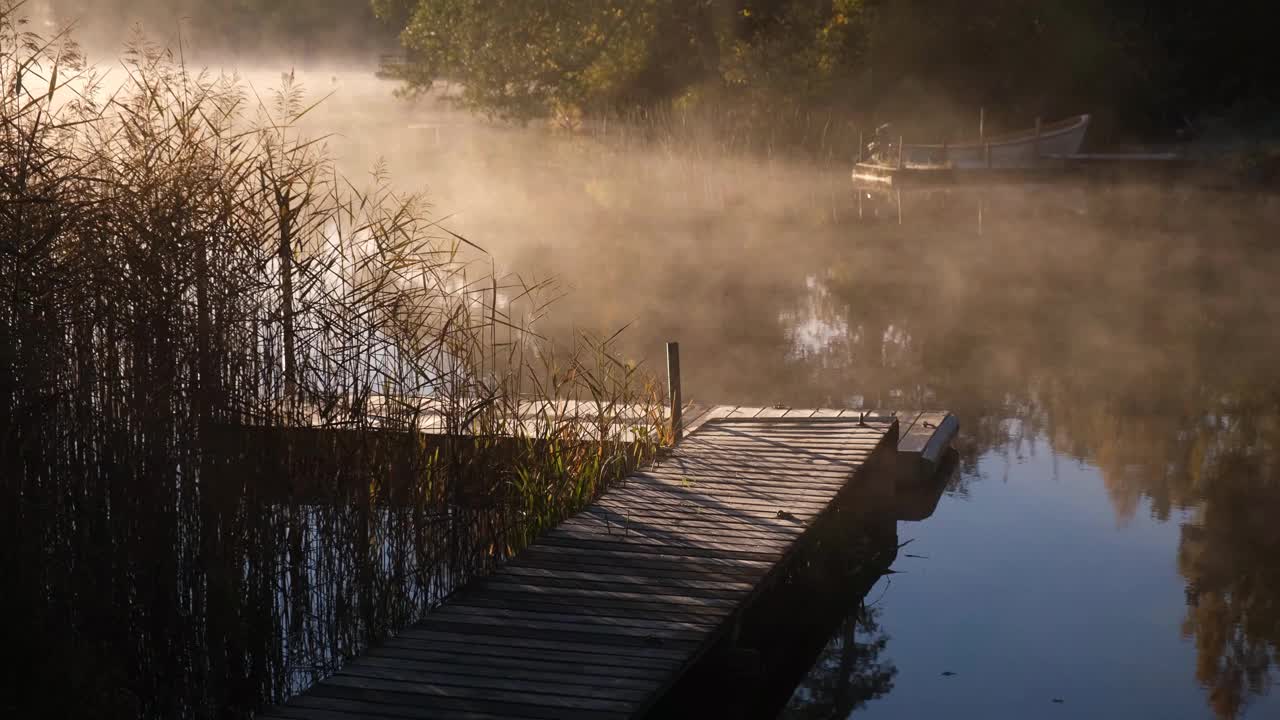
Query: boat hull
xmin=902 ymin=114 xmax=1090 ymax=169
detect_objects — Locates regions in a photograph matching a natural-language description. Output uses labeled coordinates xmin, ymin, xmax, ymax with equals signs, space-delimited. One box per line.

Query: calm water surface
xmin=472 ymin=173 xmax=1280 ymax=719
xmin=757 ymin=192 xmax=1279 ymax=720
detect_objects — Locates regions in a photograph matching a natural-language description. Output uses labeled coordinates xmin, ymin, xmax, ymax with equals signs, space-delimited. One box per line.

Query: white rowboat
xmin=901 ymin=114 xmax=1091 ymax=169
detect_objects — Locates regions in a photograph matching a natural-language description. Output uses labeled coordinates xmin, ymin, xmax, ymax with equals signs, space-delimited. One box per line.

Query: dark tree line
xmin=374 ymin=0 xmax=1276 ymax=141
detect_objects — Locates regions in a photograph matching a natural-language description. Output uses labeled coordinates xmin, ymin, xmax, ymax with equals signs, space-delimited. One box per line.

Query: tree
xmin=377 ymin=0 xmax=725 ymax=120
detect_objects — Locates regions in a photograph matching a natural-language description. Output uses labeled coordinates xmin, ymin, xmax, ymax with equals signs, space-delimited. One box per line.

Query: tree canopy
xmin=376 ymin=1 xmax=1277 ymax=138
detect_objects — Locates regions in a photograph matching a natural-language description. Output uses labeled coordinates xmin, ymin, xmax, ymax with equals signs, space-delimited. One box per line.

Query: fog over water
xmin=20 ymin=7 xmax=1280 ymax=715
xmin=292 ymin=69 xmax=1280 ymax=719
xmin=207 ymin=65 xmax=1280 ymax=719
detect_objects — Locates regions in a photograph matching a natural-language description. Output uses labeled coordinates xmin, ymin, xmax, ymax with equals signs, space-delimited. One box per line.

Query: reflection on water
xmin=781 ymin=190 xmax=1279 ymax=719
xmin=501 ymin=181 xmax=1280 ymax=718
xmin=780 ymin=609 xmax=896 ymax=718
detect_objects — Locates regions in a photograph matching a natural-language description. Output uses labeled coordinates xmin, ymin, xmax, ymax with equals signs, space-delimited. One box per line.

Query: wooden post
xmin=897 ymin=135 xmax=905 ymax=169
xmin=666 ymin=341 xmax=682 ymax=443
xmin=1033 ymin=116 xmax=1042 ymax=165
xmin=979 ymin=107 xmax=985 ymax=144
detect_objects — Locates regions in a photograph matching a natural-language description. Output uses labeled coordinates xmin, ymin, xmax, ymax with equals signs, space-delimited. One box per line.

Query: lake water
xmin=771 ymin=190 xmax=1279 ymax=720
xmin=451 ymin=153 xmax=1280 ymax=719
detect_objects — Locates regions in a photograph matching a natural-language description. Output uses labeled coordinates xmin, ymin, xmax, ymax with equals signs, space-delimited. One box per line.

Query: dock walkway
xmin=265 ymin=406 xmax=951 ymax=720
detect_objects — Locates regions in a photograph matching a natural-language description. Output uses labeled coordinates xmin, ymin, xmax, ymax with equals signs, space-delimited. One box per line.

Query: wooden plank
xmin=497 ymin=562 xmax=758 ymax=591
xmin=898 ymin=410 xmax=945 ymax=454
xmin=287 ymin=693 xmax=562 ymax=720
xmin=689 ymin=433 xmax=888 ymax=443
xmin=513 ymin=541 xmax=775 ymax=570
xmin=306 ymin=683 xmax=629 ymax=720
xmin=653 ymin=453 xmax=870 ymax=472
xmin=599 ymin=488 xmax=830 ymax=513
xmin=479 ymin=564 xmax=763 ymax=599
xmin=364 ymin=646 xmax=668 ymax=681
xmin=895 ymin=410 xmax=924 ymax=440
xmin=675 ymin=437 xmax=883 ymax=451
xmin=381 ymin=634 xmax=679 ymax=670
xmin=647 ymin=459 xmax=865 ymax=476
xmin=594 ymin=500 xmax=821 ymax=525
xmin=592 ymin=504 xmax=820 ymax=527
xmin=432 ymin=605 xmax=715 ymax=636
xmin=602 ymin=485 xmax=835 ymax=509
xmin=607 ymin=481 xmax=839 ymax=506
xmin=494 ymin=564 xmax=766 ymax=595
xmin=439 ymin=598 xmax=726 ymax=631
xmin=690 ymin=426 xmax=890 ymax=439
xmin=318 ymin=675 xmax=637 ymax=713
xmin=679 ymin=403 xmax=712 ymax=431
xmin=921 ymin=412 xmax=959 ymax=467
xmin=645 ymin=461 xmax=864 ymax=480
xmin=348 ymin=655 xmax=658 ymax=691
xmin=568 ymin=513 xmax=808 ymax=540
xmin=410 ymin=615 xmax=704 ymax=651
xmin=456 ymin=587 xmax=736 ymax=620
xmin=681 ymin=404 xmax=736 ymax=436
xmin=624 ymin=471 xmax=850 ymax=492
xmin=461 ymin=579 xmax=741 ymax=609
xmin=271 ymin=696 xmax=547 ymax=720
xmin=504 ymin=556 xmax=768 ymax=589
xmin=560 ymin=524 xmax=802 ymax=550
xmin=665 ymin=445 xmax=879 ymax=461
xmin=335 ymin=661 xmax=651 ymax=702
xmin=547 ymin=526 xmax=796 ymax=553
xmin=580 ymin=513 xmax=809 ymax=538
xmin=397 ymin=624 xmax=693 ymax=657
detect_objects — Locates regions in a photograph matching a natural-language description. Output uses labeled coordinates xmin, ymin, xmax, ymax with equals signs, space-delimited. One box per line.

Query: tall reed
xmin=0 ymin=6 xmax=662 ymax=717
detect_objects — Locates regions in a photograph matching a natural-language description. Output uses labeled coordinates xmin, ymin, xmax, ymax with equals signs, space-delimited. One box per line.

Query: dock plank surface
xmin=264 ymin=408 xmax=899 ymax=719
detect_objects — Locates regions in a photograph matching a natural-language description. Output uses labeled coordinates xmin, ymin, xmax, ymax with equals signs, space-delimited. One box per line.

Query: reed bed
xmin=0 ymin=6 xmax=662 ymax=718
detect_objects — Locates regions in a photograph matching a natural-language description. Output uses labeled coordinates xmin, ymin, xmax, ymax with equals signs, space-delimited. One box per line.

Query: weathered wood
xmin=364 ymin=646 xmax=669 ymax=681
xmin=381 ymin=633 xmax=679 ymax=670
xmin=667 ymin=342 xmax=682 ymax=442
xmin=268 ymin=407 xmax=909 ymax=719
xmin=349 ymin=655 xmax=659 ymax=691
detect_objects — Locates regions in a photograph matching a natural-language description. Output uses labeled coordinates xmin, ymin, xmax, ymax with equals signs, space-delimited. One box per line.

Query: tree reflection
xmin=780 ymin=607 xmax=897 ymax=719
xmin=1178 ymin=437 xmax=1280 ymax=719
xmin=785 ymin=188 xmax=1280 ymax=718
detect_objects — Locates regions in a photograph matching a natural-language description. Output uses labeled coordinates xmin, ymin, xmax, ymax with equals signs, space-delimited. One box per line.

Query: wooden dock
xmin=263 ymin=405 xmax=956 ymax=720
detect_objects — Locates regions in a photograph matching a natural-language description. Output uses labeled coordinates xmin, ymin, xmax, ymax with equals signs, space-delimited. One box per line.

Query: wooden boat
xmin=900 ymin=114 xmax=1091 ymax=169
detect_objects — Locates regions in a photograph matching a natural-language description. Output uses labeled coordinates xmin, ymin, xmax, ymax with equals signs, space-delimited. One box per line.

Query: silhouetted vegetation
xmin=1 ymin=6 xmax=661 ymax=717
xmin=377 ymin=1 xmax=1277 ymax=144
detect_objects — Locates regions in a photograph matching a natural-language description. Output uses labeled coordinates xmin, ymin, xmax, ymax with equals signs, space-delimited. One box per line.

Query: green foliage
xmin=382 ymin=0 xmax=1278 ymax=138
xmin=382 ymin=0 xmax=712 ymax=120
